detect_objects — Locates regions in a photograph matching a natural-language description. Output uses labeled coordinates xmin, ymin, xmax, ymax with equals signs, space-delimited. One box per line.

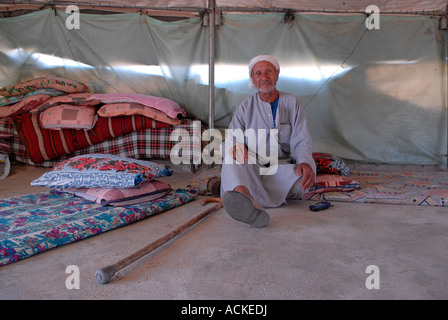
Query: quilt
xmin=0 ymin=188 xmax=198 ymax=266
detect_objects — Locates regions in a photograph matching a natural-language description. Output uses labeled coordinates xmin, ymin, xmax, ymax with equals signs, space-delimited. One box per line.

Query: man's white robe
xmin=220 ymin=91 xmax=316 ymax=208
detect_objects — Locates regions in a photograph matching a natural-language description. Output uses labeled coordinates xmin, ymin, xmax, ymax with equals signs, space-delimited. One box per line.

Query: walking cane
xmin=95 ymin=197 xmax=222 ymax=284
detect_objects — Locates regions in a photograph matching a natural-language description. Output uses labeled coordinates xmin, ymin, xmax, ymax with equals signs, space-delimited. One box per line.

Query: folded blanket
xmin=13 ymin=113 xmax=171 ymax=164
xmin=0 ymin=77 xmax=87 ymax=97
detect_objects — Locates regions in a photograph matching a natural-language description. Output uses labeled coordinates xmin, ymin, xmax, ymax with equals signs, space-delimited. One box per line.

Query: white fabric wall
xmin=215 ymin=13 xmax=447 ymax=164
xmin=0 ymin=9 xmax=446 ymax=164
xmin=0 ymin=10 xmax=210 ymax=120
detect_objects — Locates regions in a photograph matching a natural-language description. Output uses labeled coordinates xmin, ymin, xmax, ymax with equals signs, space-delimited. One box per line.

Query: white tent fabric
xmin=214 ymin=13 xmax=446 ymax=164
xmin=0 ymin=2 xmax=447 ymax=165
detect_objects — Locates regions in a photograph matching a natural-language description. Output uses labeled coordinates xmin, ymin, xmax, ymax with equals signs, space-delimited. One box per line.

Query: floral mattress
xmin=0 ymin=188 xmax=197 ymax=266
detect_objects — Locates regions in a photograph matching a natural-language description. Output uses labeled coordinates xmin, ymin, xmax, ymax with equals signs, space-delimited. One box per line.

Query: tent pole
xmin=444 ymin=14 xmax=448 ymax=170
xmin=439 ymin=13 xmax=448 ymax=170
xmin=208 ymin=0 xmax=215 ymax=130
xmin=439 ymin=14 xmax=448 ymax=170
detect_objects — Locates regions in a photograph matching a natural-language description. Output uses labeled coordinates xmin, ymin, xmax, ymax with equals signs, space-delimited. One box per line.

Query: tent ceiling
xmin=0 ymin=0 xmax=446 ymax=14
xmin=218 ymin=1 xmax=447 ymax=13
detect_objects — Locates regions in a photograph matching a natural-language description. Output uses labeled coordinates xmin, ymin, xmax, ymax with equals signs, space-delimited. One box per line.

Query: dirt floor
xmin=0 ymin=161 xmax=447 ymax=302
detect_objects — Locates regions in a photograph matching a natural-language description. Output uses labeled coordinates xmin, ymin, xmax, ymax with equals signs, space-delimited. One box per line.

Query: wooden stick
xmin=95 ymin=199 xmax=222 ymax=284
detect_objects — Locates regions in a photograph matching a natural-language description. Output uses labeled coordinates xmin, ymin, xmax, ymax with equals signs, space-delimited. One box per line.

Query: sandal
xmin=206 ymin=176 xmax=221 ymax=195
xmin=222 ymin=191 xmax=270 ymax=228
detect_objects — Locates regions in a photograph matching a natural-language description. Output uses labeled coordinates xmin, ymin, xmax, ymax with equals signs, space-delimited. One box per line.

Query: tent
xmin=0 ymin=0 xmax=447 ymax=165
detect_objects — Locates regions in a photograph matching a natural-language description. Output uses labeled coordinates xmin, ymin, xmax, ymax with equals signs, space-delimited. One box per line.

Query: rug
xmin=0 ymin=188 xmax=197 ymax=266
xmin=306 ymin=171 xmax=448 ymax=206
xmin=191 ymin=166 xmax=448 ymax=206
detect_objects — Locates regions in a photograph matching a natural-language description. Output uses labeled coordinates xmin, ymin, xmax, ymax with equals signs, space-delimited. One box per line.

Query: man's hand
xmin=230 ymin=144 xmax=249 ymax=163
xmin=295 ymin=162 xmax=315 ymax=190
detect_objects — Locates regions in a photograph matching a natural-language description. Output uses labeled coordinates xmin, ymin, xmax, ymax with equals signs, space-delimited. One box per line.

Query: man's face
xmin=251 ymin=61 xmax=279 ymax=94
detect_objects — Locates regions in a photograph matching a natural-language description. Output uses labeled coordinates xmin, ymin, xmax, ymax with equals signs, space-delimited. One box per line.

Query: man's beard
xmin=257 ymin=82 xmax=276 ymax=94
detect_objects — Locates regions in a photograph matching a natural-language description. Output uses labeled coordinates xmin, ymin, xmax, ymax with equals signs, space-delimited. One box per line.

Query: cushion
xmin=98 ymin=103 xmax=182 ymax=126
xmin=313 ymin=152 xmax=350 ymax=176
xmin=307 ymin=174 xmax=360 ymax=194
xmin=31 ymin=153 xmax=173 ymax=189
xmin=0 ymin=92 xmax=65 ymax=119
xmin=13 ymin=113 xmax=171 ymax=164
xmin=0 ymin=88 xmax=64 ymax=107
xmin=0 ymin=77 xmax=88 ymax=97
xmin=91 ymin=93 xmax=186 ymax=119
xmin=63 ymin=180 xmax=172 ymax=207
xmin=29 ymin=93 xmax=101 ymax=114
xmin=39 ymin=105 xmax=98 ymax=130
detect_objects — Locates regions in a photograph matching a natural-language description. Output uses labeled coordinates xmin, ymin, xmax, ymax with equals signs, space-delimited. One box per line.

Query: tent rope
xmin=303 ymin=27 xmax=369 ymax=110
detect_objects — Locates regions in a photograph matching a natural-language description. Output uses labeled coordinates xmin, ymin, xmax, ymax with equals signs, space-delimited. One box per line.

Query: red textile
xmin=14 ymin=113 xmax=171 ymax=164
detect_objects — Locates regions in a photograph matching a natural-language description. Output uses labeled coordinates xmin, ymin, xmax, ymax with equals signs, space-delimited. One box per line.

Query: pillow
xmin=91 ymin=93 xmax=186 ymax=119
xmin=0 ymin=77 xmax=88 ymax=97
xmin=30 ymin=153 xmax=173 ymax=189
xmin=98 ymin=103 xmax=182 ymax=126
xmin=63 ymin=180 xmax=171 ymax=207
xmin=306 ymin=174 xmax=360 ymax=194
xmin=39 ymin=105 xmax=98 ymax=130
xmin=29 ymin=93 xmax=101 ymax=114
xmin=312 ymin=152 xmax=350 ymax=176
xmin=0 ymin=88 xmax=64 ymax=107
xmin=0 ymin=92 xmax=65 ymax=119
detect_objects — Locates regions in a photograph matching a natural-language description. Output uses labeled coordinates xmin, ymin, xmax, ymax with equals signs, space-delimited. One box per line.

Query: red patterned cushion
xmin=313 ymin=152 xmax=350 ymax=176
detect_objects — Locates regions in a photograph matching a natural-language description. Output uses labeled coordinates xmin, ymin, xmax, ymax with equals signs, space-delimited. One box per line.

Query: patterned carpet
xmin=191 ymin=166 xmax=448 ymax=207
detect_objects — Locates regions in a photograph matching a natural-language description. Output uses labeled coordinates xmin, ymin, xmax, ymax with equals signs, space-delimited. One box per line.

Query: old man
xmin=220 ymin=54 xmax=316 ymax=228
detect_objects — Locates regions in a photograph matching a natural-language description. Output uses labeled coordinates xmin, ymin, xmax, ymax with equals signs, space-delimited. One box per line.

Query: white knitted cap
xmin=248 ymin=55 xmax=280 ymax=90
